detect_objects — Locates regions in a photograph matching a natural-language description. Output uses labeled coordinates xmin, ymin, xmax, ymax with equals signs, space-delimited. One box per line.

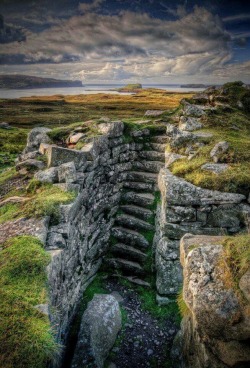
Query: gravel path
xmin=103 ymin=277 xmax=179 ymax=368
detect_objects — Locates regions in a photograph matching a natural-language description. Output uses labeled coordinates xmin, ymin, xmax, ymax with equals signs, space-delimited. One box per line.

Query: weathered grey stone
xmin=165 ymin=152 xmax=185 ymax=167
xmin=183 ymin=103 xmax=205 ymax=117
xmin=34 ymin=167 xmax=58 ymax=183
xmin=24 ymin=127 xmax=51 ymax=153
xmin=97 ymin=121 xmax=124 ymax=137
xmin=16 ymin=159 xmax=45 ymax=173
xmin=58 ymin=162 xmax=77 ymax=183
xmin=47 ymin=146 xmax=87 ymax=169
xmin=179 ymin=234 xmax=250 ymax=367
xmin=206 ymin=204 xmax=242 ymax=229
xmin=210 ymin=141 xmax=229 ymax=163
xmin=156 ymin=256 xmax=182 ymax=295
xmin=157 ymin=238 xmax=179 ymax=260
xmin=144 ymin=110 xmax=165 ymax=117
xmin=130 ymin=128 xmax=150 ymax=137
xmin=165 ymin=206 xmax=196 ymax=223
xmin=158 ymin=169 xmax=245 ymax=206
xmin=47 ymin=232 xmax=66 ymax=249
xmin=201 ymin=163 xmax=229 ymax=174
xmin=179 ymin=116 xmax=203 ymax=131
xmin=18 ymin=150 xmax=40 ymax=162
xmin=72 ymin=294 xmax=122 ymax=368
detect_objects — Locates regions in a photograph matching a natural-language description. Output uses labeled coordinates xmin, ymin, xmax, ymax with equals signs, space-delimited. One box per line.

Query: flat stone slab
xmin=144 ymin=110 xmax=165 ymax=117
xmin=158 ymin=168 xmax=245 ymax=206
xmin=47 ymin=145 xmax=87 ymax=169
xmin=201 ymin=163 xmax=229 ymax=174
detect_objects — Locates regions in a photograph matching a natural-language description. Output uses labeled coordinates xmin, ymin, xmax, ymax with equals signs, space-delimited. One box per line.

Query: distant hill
xmin=180 ymin=84 xmax=209 ymax=88
xmin=0 ymin=74 xmax=83 ymax=89
xmin=118 ymin=83 xmax=142 ymax=92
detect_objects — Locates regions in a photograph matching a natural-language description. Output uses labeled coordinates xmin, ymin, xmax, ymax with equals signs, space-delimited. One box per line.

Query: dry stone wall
xmin=171 ymin=234 xmax=250 ymax=368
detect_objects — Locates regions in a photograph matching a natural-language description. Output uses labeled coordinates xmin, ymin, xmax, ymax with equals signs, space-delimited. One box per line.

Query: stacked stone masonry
xmin=14 ymin=90 xmax=250 ymax=367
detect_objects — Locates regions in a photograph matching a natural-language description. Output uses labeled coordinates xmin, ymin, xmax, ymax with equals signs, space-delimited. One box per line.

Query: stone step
xmin=145 ymin=142 xmax=166 ymax=152
xmin=123 ymin=171 xmax=158 ymax=184
xmin=116 ymin=214 xmax=154 ymax=231
xmin=107 ymin=258 xmax=144 ymax=276
xmin=122 ymin=191 xmax=155 ymax=207
xmin=151 ymin=135 xmax=168 ymax=144
xmin=123 ymin=181 xmax=154 ymax=191
xmin=133 ymin=160 xmax=165 ymax=173
xmin=111 ymin=243 xmax=147 ymax=262
xmin=111 ymin=274 xmax=150 ymax=287
xmin=112 ymin=227 xmax=149 ymax=249
xmin=120 ymin=205 xmax=153 ymax=221
xmin=138 ymin=150 xmax=165 ymax=162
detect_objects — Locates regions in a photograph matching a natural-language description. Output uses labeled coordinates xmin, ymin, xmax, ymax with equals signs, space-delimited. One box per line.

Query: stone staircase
xmin=105 ymin=128 xmax=167 ymax=287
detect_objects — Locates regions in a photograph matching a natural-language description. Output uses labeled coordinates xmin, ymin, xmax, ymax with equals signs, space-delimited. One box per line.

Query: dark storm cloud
xmin=0 ymin=14 xmax=26 ymax=43
xmin=0 ymin=1 xmax=249 ymax=83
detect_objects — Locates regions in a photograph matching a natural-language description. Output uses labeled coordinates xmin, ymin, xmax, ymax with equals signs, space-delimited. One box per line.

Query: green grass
xmin=177 ymin=289 xmax=190 ymax=318
xmin=0 ymin=203 xmax=20 ymax=224
xmin=223 ymin=234 xmax=250 ymax=284
xmin=136 ymin=286 xmax=181 ymax=324
xmin=0 ymin=182 xmax=76 ymax=224
xmin=170 ymin=108 xmax=250 ymax=194
xmin=0 ymin=236 xmax=58 ymax=368
xmin=0 ymin=128 xmax=28 ymax=169
xmin=0 ymin=90 xmax=191 ymax=129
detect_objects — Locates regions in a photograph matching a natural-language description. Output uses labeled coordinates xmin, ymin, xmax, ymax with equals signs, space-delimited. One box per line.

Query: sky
xmin=0 ymin=0 xmax=250 ymax=84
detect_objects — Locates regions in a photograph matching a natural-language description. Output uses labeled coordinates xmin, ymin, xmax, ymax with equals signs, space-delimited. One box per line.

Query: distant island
xmin=180 ymin=84 xmax=208 ymax=88
xmin=0 ymin=74 xmax=83 ymax=89
xmin=117 ymin=83 xmax=142 ymax=92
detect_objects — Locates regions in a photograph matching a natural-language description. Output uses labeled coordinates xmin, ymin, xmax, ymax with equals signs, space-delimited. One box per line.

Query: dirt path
xmin=103 ymin=277 xmax=179 ymax=368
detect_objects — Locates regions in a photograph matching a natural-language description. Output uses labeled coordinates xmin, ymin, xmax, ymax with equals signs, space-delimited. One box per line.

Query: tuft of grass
xmin=0 ymin=167 xmax=18 ymax=185
xmin=0 ymin=235 xmax=58 ymax=368
xmin=23 ymin=183 xmax=77 ymax=221
xmin=0 ymin=182 xmax=76 ymax=224
xmin=0 ymin=128 xmax=28 ymax=169
xmin=223 ymin=234 xmax=250 ymax=284
xmin=136 ymin=286 xmax=181 ymax=324
xmin=0 ymin=203 xmax=20 ymax=224
xmin=177 ymin=289 xmax=190 ymax=318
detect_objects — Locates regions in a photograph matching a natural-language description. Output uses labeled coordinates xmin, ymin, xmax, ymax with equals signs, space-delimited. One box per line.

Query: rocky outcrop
xmin=155 ymin=168 xmax=248 ymax=297
xmin=72 ymin=294 xmax=121 ymax=368
xmin=172 ymin=234 xmax=250 ymax=368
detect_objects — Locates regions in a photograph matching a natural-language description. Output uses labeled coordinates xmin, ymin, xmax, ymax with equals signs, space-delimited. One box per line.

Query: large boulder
xmin=34 ymin=167 xmax=58 ymax=183
xmin=177 ymin=234 xmax=250 ymax=368
xmin=72 ymin=294 xmax=122 ymax=368
xmin=24 ymin=127 xmax=51 ymax=153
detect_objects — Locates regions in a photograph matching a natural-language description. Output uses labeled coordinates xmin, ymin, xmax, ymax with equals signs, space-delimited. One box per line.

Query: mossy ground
xmin=223 ymin=234 xmax=250 ymax=284
xmin=0 ymin=181 xmax=76 ymax=224
xmin=0 ymin=90 xmax=191 ymax=129
xmin=170 ymin=108 xmax=250 ymax=194
xmin=0 ymin=235 xmax=58 ymax=368
xmin=0 ymin=127 xmax=28 ymax=169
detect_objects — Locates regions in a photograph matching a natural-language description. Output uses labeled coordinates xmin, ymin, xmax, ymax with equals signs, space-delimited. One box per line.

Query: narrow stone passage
xmin=105 ymin=128 xmax=166 ymax=287
xmin=103 ymin=277 xmax=179 ymax=368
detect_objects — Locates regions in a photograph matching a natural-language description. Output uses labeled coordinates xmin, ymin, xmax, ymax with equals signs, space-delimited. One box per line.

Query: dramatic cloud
xmin=0 ymin=3 xmax=248 ymax=83
xmin=0 ymin=14 xmax=26 ymax=43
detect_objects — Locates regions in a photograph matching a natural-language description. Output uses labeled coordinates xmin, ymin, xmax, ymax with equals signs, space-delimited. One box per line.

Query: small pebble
xmin=147 ymin=349 xmax=154 ymax=356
